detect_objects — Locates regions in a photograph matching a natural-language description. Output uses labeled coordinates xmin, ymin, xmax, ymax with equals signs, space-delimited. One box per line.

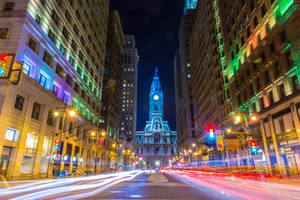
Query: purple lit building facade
xmin=0 ymin=0 xmax=109 ymax=179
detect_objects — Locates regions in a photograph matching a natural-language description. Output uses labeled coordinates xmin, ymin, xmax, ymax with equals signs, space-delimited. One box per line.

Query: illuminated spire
xmin=150 ymin=67 xmax=162 ymax=94
xmin=184 ymin=0 xmax=198 ymax=13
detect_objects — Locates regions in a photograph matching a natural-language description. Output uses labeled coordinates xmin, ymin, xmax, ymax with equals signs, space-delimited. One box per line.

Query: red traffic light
xmin=249 ymin=141 xmax=257 ymax=147
xmin=0 ymin=54 xmax=8 ymax=63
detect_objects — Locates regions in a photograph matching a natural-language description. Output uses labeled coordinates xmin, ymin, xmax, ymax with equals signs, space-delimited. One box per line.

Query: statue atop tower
xmin=136 ymin=67 xmax=177 ymax=169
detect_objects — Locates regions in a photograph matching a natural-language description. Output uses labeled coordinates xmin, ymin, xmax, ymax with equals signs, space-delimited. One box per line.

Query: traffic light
xmin=54 ymin=139 xmax=60 ymax=151
xmin=9 ymin=61 xmax=23 ymax=85
xmin=0 ymin=53 xmax=13 ymax=79
xmin=249 ymin=141 xmax=258 ymax=154
xmin=209 ymin=128 xmax=215 ymax=138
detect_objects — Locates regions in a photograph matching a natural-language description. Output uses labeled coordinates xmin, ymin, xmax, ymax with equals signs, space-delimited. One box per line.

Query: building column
xmin=32 ymin=105 xmax=49 ymax=177
xmin=259 ymin=120 xmax=272 ymax=174
xmin=290 ymin=103 xmax=300 ymax=144
xmin=290 ymin=102 xmax=300 ymax=174
xmin=268 ymin=114 xmax=286 ymax=175
xmin=69 ymin=142 xmax=75 ymax=175
xmin=47 ymin=117 xmax=58 ymax=178
xmin=11 ymin=96 xmax=34 ymax=178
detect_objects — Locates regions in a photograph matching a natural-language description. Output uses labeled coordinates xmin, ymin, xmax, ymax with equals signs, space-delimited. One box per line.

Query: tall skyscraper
xmin=0 ymin=0 xmax=109 ymax=179
xmin=175 ymin=8 xmax=196 ymax=160
xmin=187 ymin=0 xmax=230 ymax=162
xmin=136 ymin=69 xmax=177 ymax=169
xmin=119 ymin=35 xmax=139 ymax=143
xmin=100 ymin=10 xmax=125 ymax=170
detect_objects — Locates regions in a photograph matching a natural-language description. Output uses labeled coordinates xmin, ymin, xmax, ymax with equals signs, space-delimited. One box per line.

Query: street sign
xmin=225 ymin=139 xmax=239 ymax=151
xmin=9 ymin=61 xmax=23 ymax=85
xmin=217 ymin=135 xmax=224 ymax=151
xmin=215 ymin=130 xmax=222 ymax=135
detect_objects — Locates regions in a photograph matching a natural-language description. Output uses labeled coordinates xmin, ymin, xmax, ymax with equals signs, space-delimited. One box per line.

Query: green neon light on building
xmin=279 ymin=0 xmax=294 ymax=16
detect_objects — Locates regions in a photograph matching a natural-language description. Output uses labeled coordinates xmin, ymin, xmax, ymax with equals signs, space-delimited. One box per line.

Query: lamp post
xmin=52 ymin=107 xmax=77 ymax=177
xmin=232 ymin=113 xmax=258 ymax=170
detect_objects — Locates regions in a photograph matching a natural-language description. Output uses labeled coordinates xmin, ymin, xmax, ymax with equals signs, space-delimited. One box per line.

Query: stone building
xmin=119 ymin=35 xmax=139 ymax=143
xmin=0 ymin=0 xmax=109 ymax=179
xmin=136 ymin=69 xmax=177 ymax=169
xmin=188 ymin=0 xmax=231 ymax=162
xmin=217 ymin=0 xmax=300 ymax=175
xmin=100 ymin=10 xmax=125 ymax=170
xmin=175 ymin=5 xmax=196 ymax=161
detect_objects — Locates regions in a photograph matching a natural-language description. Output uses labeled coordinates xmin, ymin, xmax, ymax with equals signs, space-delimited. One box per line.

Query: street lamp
xmin=250 ymin=115 xmax=257 ymax=121
xmin=235 ymin=115 xmax=241 ymax=122
xmin=90 ymin=131 xmax=96 ymax=137
xmin=69 ymin=110 xmax=76 ymax=117
xmin=52 ymin=107 xmax=77 ymax=176
xmin=54 ymin=111 xmax=59 ymax=117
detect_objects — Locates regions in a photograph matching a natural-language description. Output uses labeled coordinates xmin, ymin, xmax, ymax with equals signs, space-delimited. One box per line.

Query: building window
xmin=28 ymin=38 xmax=37 ymax=52
xmin=269 ymin=91 xmax=274 ymax=105
xmin=23 ymin=62 xmax=31 ymax=75
xmin=69 ymin=56 xmax=74 ymax=66
xmin=38 ymin=73 xmax=47 ymax=87
xmin=63 ymin=93 xmax=70 ymax=104
xmin=62 ymin=27 xmax=69 ymax=40
xmin=253 ymin=16 xmax=258 ymax=28
xmin=66 ymin=74 xmax=72 ymax=85
xmin=279 ymin=84 xmax=286 ymax=98
xmin=0 ymin=28 xmax=9 ymax=39
xmin=31 ymin=103 xmax=40 ymax=120
xmin=4 ymin=2 xmax=15 ymax=11
xmin=65 ymin=10 xmax=71 ymax=22
xmin=35 ymin=15 xmax=41 ymax=25
xmin=55 ymin=64 xmax=63 ymax=77
xmin=25 ymin=132 xmax=38 ymax=152
xmin=291 ymin=75 xmax=300 ymax=92
xmin=40 ymin=0 xmax=46 ymax=5
xmin=43 ymin=51 xmax=52 ymax=66
xmin=14 ymin=95 xmax=24 ymax=111
xmin=4 ymin=127 xmax=19 ymax=141
xmin=39 ymin=137 xmax=51 ymax=173
xmin=59 ymin=44 xmax=65 ymax=55
xmin=52 ymin=85 xmax=58 ymax=96
xmin=51 ymin=10 xmax=59 ymax=25
xmin=74 ymin=83 xmax=80 ymax=93
xmin=71 ymin=40 xmax=77 ymax=52
xmin=48 ymin=29 xmax=56 ymax=43
xmin=47 ymin=111 xmax=53 ymax=126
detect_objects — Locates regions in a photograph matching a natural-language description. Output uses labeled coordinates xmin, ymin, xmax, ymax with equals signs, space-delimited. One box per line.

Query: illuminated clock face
xmin=153 ymin=95 xmax=159 ymax=100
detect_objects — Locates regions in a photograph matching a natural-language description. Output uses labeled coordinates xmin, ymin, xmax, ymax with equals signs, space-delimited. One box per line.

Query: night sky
xmin=110 ymin=0 xmax=184 ymax=131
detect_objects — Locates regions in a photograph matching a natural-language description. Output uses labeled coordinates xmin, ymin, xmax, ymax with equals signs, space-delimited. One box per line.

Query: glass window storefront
xmin=21 ymin=133 xmax=38 ymax=174
xmin=21 ymin=156 xmax=35 ymax=174
xmin=39 ymin=137 xmax=52 ymax=174
xmin=4 ymin=128 xmax=19 ymax=142
xmin=25 ymin=132 xmax=38 ymax=153
xmin=39 ymin=157 xmax=49 ymax=174
xmin=42 ymin=137 xmax=51 ymax=156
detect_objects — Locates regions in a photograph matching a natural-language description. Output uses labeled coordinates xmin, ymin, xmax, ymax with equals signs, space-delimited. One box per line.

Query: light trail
xmin=163 ymin=169 xmax=300 ymax=200
xmin=0 ymin=170 xmax=144 ymax=200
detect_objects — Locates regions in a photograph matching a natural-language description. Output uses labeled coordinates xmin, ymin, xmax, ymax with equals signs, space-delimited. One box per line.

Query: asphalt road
xmin=86 ymin=172 xmax=239 ymax=200
xmin=1 ymin=170 xmax=299 ymax=199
